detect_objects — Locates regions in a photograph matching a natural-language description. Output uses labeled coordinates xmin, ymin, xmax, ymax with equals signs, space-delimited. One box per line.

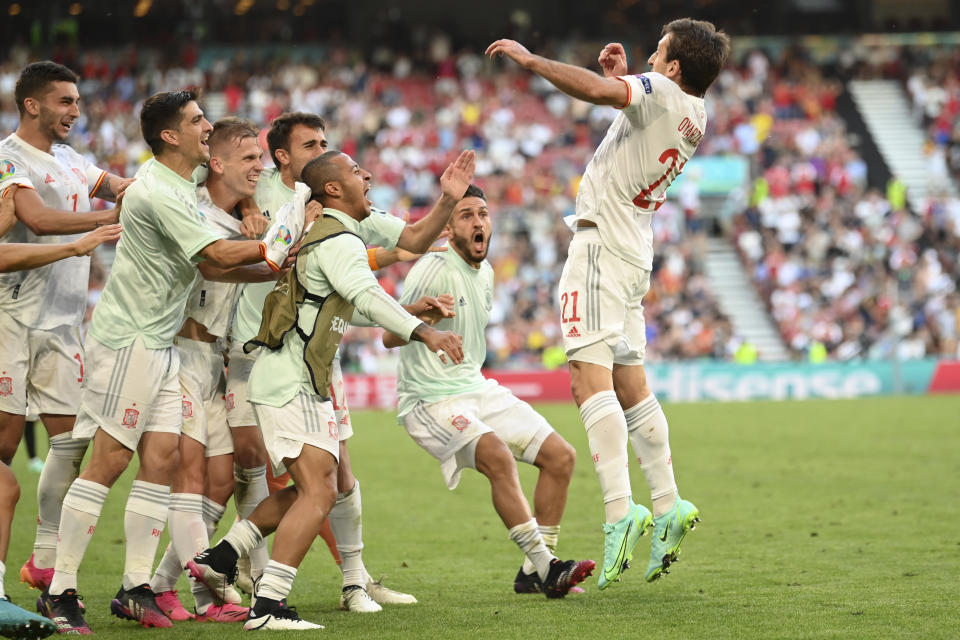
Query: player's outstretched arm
xmin=0 ymin=224 xmax=121 ymax=273
xmin=11 ymin=184 xmax=118 ymax=235
xmin=198 ymin=261 xmax=281 ymax=283
xmin=487 ymin=39 xmax=629 ymax=107
xmin=198 ymin=238 xmax=265 ymax=268
xmin=395 ymin=150 xmax=476 ymax=253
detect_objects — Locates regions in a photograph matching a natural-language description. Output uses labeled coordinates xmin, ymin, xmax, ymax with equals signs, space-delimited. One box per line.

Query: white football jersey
xmin=0 ymin=133 xmax=107 ymax=329
xmin=573 ymin=72 xmax=707 ymax=270
xmin=183 ymin=186 xmax=245 ymax=340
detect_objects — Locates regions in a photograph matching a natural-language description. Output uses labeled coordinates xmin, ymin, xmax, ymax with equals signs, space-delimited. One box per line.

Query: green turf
xmin=6 ymin=395 xmax=960 ymax=638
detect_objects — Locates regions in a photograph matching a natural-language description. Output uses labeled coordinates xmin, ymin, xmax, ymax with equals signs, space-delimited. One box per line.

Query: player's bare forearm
xmin=382 ymin=330 xmax=408 ymax=348
xmin=526 ymin=56 xmax=627 ymax=106
xmin=199 ymin=239 xmax=265 ymax=268
xmin=487 ymin=38 xmax=627 ymax=106
xmin=0 ymin=243 xmax=79 ymax=272
xmin=15 ymin=197 xmax=118 ymax=235
xmin=396 ymin=194 xmax=457 ymax=253
xmin=198 ymin=261 xmax=278 ymax=283
xmin=93 ymin=174 xmax=133 ymax=203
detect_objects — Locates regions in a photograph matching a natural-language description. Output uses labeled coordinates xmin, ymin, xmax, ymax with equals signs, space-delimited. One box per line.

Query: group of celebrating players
xmin=0 ymin=17 xmax=729 ymax=637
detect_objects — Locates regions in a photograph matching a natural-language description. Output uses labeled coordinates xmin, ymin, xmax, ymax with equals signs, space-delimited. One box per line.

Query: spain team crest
xmin=122 ymin=408 xmax=140 ymax=428
xmin=182 ymin=399 xmax=194 ymax=419
xmin=0 ymin=377 xmax=12 ymax=398
xmin=225 ymin=393 xmax=235 ymax=411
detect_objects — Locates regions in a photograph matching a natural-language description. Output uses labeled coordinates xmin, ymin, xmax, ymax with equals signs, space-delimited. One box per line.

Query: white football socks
xmin=33 ymin=433 xmax=87 ymax=568
xmin=234 ymin=465 xmax=269 ymax=581
xmin=521 ymin=523 xmax=560 ymax=575
xmin=580 ymin=391 xmax=631 ymax=523
xmin=223 ymin=519 xmax=263 ymax=557
xmin=167 ymin=493 xmax=207 ymax=574
xmin=624 ymin=394 xmax=678 ymax=517
xmin=50 ymin=479 xmax=109 ymax=595
xmin=508 ymin=519 xmax=554 ymax=582
xmin=328 ymin=481 xmax=366 ymax=588
xmin=123 ymin=480 xmax=170 ymax=590
xmin=257 ymin=560 xmax=297 ymax=602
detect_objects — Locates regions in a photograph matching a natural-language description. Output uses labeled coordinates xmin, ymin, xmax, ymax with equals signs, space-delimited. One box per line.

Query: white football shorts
xmin=73 ymin=335 xmax=181 ymax=451
xmin=0 ymin=309 xmax=83 ymax=416
xmin=557 ymin=227 xmax=651 ymax=369
xmin=401 ymin=379 xmax=554 ymax=490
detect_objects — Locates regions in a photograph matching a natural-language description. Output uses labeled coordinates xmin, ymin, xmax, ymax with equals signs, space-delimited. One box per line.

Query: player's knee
xmin=0 ymin=476 xmax=20 ymax=508
xmin=0 ymin=444 xmax=17 ymax=466
xmin=554 ymin=439 xmax=577 ymax=478
xmin=233 ymin=439 xmax=266 ymax=469
xmin=476 ymin=438 xmax=516 ymax=481
xmin=535 ymin=436 xmax=576 ymax=480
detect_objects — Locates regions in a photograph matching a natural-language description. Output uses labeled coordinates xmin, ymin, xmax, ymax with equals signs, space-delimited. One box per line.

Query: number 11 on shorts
xmin=560 ymin=291 xmax=581 ymax=323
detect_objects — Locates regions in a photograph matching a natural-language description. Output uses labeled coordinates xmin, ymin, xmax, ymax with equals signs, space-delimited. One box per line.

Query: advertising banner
xmin=343 ymin=359 xmax=958 ymax=409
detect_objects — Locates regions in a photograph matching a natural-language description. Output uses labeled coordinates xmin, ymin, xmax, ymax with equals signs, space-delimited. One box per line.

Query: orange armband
xmin=367 ymin=247 xmax=380 ymax=271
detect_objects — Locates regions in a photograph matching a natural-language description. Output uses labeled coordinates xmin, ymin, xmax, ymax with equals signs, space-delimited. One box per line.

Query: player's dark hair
xmin=14 ymin=61 xmax=79 ymax=117
xmin=266 ymin=112 xmax=326 ymax=168
xmin=463 ymin=184 xmax=485 ymax=201
xmin=140 ymin=89 xmax=202 ymax=156
xmin=209 ymin=117 xmax=260 ymax=153
xmin=302 ymin=150 xmax=345 ymax=203
xmin=661 ymin=18 xmax=730 ymax=97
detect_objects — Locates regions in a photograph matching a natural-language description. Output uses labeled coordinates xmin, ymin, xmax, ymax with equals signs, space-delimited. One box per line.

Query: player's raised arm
xmin=486 ymin=39 xmax=628 ymax=107
xmin=394 ymin=149 xmax=475 ymax=253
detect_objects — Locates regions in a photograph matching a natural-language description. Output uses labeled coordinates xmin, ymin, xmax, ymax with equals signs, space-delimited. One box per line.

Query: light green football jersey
xmin=396 ymin=248 xmax=493 ymax=417
xmin=231 ymin=168 xmax=407 ymax=345
xmin=231 ymin=169 xmax=296 ymax=345
xmin=88 ymin=158 xmax=222 ymax=350
xmin=248 ymin=209 xmax=395 ymax=407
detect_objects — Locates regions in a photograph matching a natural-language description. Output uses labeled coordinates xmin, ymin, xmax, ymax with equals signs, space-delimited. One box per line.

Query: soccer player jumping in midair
xmin=488 ymin=19 xmax=730 ymax=587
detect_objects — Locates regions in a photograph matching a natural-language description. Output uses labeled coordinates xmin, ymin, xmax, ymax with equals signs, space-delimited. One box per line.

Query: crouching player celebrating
xmin=383 ymin=185 xmax=594 ymax=598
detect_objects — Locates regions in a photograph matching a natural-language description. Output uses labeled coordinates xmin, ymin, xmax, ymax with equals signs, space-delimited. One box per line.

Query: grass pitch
xmin=7 ymin=395 xmax=959 ymax=639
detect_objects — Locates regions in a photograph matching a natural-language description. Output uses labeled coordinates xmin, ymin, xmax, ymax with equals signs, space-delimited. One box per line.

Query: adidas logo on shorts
xmin=566 ymin=326 xmax=581 ymax=338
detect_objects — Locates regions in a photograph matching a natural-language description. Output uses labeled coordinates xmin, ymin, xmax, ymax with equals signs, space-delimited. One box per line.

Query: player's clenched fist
xmin=598 ymin=42 xmax=627 ymax=77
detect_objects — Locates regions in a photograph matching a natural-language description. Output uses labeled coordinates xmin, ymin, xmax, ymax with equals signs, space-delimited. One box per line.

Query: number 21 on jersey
xmin=633 ymin=147 xmax=686 ymax=211
xmin=560 ymin=290 xmax=581 ymax=323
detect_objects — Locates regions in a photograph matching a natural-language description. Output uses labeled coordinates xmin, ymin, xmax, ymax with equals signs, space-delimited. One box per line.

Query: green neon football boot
xmin=597 ymin=500 xmax=653 ymax=590
xmin=645 ymin=498 xmax=700 ymax=582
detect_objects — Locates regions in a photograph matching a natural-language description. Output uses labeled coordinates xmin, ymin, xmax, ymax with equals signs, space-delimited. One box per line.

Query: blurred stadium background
xmin=1 ymin=0 xmax=958 ymax=408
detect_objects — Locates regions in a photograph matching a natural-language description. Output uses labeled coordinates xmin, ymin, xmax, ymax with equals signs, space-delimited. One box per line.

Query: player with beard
xmin=227 ymin=112 xmax=455 ymax=612
xmin=189 ymin=150 xmax=465 ymax=630
xmin=382 ymin=185 xmax=594 ymax=598
xmin=0 ymin=61 xmax=131 ymax=595
xmin=38 ymin=90 xmax=268 ymax=634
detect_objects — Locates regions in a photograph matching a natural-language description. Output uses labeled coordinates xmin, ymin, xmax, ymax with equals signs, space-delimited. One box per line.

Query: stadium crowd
xmin=1 ymin=36 xmax=957 ymax=365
